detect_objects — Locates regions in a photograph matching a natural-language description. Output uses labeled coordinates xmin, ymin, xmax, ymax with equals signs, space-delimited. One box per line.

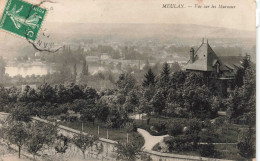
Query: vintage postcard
xmin=0 ymin=0 xmax=256 ymax=161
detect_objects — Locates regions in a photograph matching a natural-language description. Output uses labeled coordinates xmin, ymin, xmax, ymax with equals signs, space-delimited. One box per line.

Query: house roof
xmin=218 ymin=56 xmax=243 ymax=70
xmin=185 ymin=42 xmax=242 ymax=72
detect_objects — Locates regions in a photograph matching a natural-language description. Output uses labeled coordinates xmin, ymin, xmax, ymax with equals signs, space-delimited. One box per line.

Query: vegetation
xmin=0 ymin=54 xmax=255 ymax=160
xmin=72 ymin=132 xmax=98 ymax=159
xmin=115 ymin=142 xmax=143 ymax=161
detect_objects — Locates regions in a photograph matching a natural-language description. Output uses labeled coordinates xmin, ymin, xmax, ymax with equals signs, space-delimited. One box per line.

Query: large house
xmin=185 ymin=39 xmax=246 ymax=95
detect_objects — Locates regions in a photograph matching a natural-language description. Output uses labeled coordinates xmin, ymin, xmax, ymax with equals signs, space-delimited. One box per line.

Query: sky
xmin=41 ymin=0 xmax=256 ymax=31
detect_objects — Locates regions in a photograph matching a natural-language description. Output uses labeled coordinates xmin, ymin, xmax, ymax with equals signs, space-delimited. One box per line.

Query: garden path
xmin=137 ymin=128 xmax=169 ymax=150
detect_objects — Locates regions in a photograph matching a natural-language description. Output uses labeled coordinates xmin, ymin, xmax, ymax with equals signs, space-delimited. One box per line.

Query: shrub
xmin=153 ymin=121 xmax=167 ymax=135
xmin=237 ymin=127 xmax=255 ymax=159
xmin=165 ymin=135 xmax=193 ymax=152
xmin=199 ymin=144 xmax=216 ymax=157
xmin=167 ymin=121 xmax=183 ymax=136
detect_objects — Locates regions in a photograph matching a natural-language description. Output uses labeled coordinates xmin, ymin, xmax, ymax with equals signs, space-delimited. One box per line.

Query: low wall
xmin=0 ymin=112 xmax=234 ymax=161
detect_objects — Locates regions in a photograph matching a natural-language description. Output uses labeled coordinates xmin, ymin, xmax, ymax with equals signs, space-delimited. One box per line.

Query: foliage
xmin=26 ymin=121 xmax=57 ymax=160
xmin=80 ymin=107 xmax=96 ymax=125
xmin=95 ymin=102 xmax=110 ymax=122
xmin=72 ymin=133 xmax=98 ymax=159
xmin=167 ymin=121 xmax=183 ymax=136
xmin=55 ymin=134 xmax=69 ymax=154
xmin=151 ymin=90 xmax=166 ymax=115
xmin=142 ymin=68 xmax=156 ymax=87
xmin=237 ymin=127 xmax=255 ymax=159
xmin=5 ymin=121 xmax=29 ymax=158
xmin=152 ymin=121 xmax=168 ymax=135
xmin=227 ymin=66 xmax=256 ymax=125
xmin=115 ymin=142 xmax=143 ymax=161
xmin=165 ymin=135 xmax=193 ymax=152
xmin=183 ymin=85 xmax=216 ymax=119
xmin=116 ymin=73 xmax=136 ymax=95
xmin=157 ymin=62 xmax=171 ymax=87
xmin=170 ymin=62 xmax=181 ymax=73
xmin=0 ymin=85 xmax=10 ymax=111
xmin=183 ymin=119 xmax=202 ymax=149
xmin=107 ymin=109 xmax=127 ymax=128
xmin=10 ymin=104 xmax=31 ymax=122
xmin=198 ymin=144 xmax=216 ymax=157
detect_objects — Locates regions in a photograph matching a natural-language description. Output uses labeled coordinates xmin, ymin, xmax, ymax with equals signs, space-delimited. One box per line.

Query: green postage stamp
xmin=0 ymin=0 xmax=47 ymax=41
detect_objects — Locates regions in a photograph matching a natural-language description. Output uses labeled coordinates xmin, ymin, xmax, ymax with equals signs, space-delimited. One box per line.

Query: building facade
xmin=185 ymin=40 xmax=245 ymax=95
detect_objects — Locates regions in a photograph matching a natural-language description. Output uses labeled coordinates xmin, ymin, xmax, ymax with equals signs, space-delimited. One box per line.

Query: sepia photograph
xmin=0 ymin=0 xmax=256 ymax=160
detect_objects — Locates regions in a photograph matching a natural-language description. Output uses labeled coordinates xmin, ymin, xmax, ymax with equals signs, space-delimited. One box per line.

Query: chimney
xmin=190 ymin=48 xmax=195 ymax=63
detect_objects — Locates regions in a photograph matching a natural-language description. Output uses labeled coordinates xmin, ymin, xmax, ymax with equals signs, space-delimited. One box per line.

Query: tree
xmin=237 ymin=127 xmax=255 ymax=159
xmin=55 ymin=84 xmax=71 ymax=103
xmin=151 ymin=90 xmax=166 ymax=115
xmin=108 ymin=109 xmax=125 ymax=128
xmin=55 ymin=134 xmax=69 ymax=155
xmin=227 ymin=66 xmax=256 ymax=124
xmin=37 ymin=83 xmax=56 ymax=103
xmin=124 ymin=89 xmax=140 ymax=113
xmin=142 ymin=68 xmax=156 ymax=87
xmin=169 ymin=71 xmax=186 ymax=89
xmin=72 ymin=133 xmax=98 ymax=159
xmin=0 ymin=85 xmax=9 ymax=111
xmin=96 ymin=102 xmax=110 ymax=122
xmin=139 ymin=98 xmax=152 ymax=124
xmin=84 ymin=87 xmax=99 ymax=100
xmin=170 ymin=62 xmax=181 ymax=73
xmin=27 ymin=121 xmax=57 ymax=160
xmin=6 ymin=121 xmax=29 ymax=158
xmin=80 ymin=107 xmax=96 ymax=125
xmin=116 ymin=73 xmax=136 ymax=95
xmin=184 ymin=72 xmax=205 ymax=87
xmin=234 ymin=55 xmax=251 ymax=87
xmin=183 ymin=85 xmax=215 ymax=119
xmin=11 ymin=105 xmax=31 ymax=122
xmin=115 ymin=142 xmax=143 ymax=161
xmin=71 ymin=99 xmax=94 ymax=113
xmin=158 ymin=62 xmax=171 ymax=87
xmin=82 ymin=59 xmax=89 ymax=76
xmin=143 ymin=85 xmax=155 ymax=102
xmin=242 ymin=54 xmax=250 ymax=70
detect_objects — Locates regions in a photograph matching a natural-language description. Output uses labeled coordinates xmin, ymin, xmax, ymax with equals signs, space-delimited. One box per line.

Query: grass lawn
xmin=215 ymin=144 xmax=246 ymax=161
xmin=57 ymin=120 xmax=144 ymax=148
xmin=134 ymin=115 xmax=255 ymax=160
xmin=153 ymin=143 xmax=246 ymax=160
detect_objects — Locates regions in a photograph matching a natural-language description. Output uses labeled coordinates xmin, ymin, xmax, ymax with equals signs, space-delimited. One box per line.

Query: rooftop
xmin=185 ymin=41 xmax=243 ymax=72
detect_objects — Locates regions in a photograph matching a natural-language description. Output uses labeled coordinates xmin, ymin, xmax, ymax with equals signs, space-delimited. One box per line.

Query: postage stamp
xmin=0 ymin=0 xmax=47 ymax=41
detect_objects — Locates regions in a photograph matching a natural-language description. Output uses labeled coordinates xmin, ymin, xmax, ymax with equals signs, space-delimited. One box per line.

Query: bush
xmin=153 ymin=121 xmax=167 ymax=135
xmin=68 ymin=116 xmax=78 ymax=122
xmin=199 ymin=144 xmax=216 ymax=157
xmin=165 ymin=135 xmax=193 ymax=152
xmin=237 ymin=127 xmax=255 ymax=159
xmin=167 ymin=121 xmax=183 ymax=136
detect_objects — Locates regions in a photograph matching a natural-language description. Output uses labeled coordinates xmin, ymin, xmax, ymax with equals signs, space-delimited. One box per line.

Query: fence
xmin=0 ymin=112 xmax=234 ymax=161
